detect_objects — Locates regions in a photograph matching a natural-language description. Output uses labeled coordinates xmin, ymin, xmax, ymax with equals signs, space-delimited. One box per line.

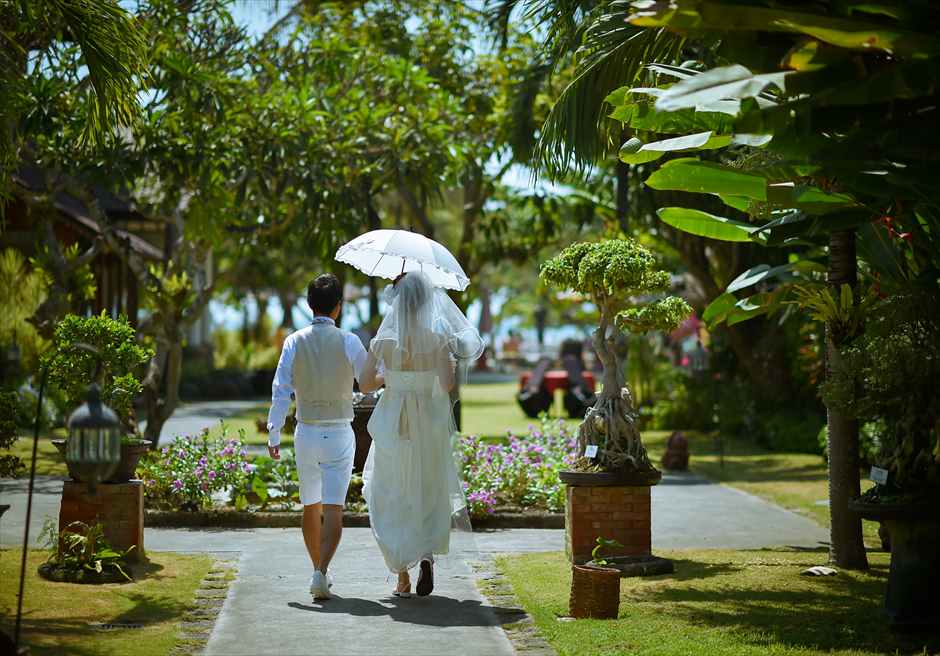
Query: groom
xmin=267 ymin=273 xmax=367 ymax=600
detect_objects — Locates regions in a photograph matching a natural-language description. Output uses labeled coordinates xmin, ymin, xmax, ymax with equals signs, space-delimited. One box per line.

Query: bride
xmin=359 ymin=271 xmax=483 ymax=597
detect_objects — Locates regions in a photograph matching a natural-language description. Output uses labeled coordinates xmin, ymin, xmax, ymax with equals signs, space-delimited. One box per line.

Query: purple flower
xmin=198 ymin=456 xmax=208 ymax=467
xmin=240 ymin=448 xmax=248 ymax=457
xmin=226 ymin=461 xmax=236 ymax=470
xmin=172 ymin=479 xmax=183 ymax=491
xmin=177 ymin=449 xmax=186 ymax=459
xmin=208 ymin=470 xmax=216 ymax=480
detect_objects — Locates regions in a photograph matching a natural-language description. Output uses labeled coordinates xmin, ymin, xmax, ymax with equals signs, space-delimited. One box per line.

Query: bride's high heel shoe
xmin=393 ymin=573 xmax=412 ymax=598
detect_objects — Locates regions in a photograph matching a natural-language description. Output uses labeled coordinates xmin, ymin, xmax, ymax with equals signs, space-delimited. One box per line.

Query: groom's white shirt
xmin=266 ymin=316 xmax=367 ymax=447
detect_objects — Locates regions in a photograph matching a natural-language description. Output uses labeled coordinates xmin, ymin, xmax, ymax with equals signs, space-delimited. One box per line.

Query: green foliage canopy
xmin=540 ymin=238 xmax=690 ymax=333
xmin=43 ymin=313 xmax=153 ymax=430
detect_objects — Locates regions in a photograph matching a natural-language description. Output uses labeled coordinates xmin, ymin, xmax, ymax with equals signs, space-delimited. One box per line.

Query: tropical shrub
xmin=821 ymin=294 xmax=940 ymax=503
xmin=138 ymin=427 xmax=250 ymax=511
xmin=43 ymin=312 xmax=153 ymax=431
xmin=459 ymin=418 xmax=578 ymax=519
xmin=0 ymin=390 xmax=23 ymax=477
xmin=0 ymin=248 xmax=49 ymax=374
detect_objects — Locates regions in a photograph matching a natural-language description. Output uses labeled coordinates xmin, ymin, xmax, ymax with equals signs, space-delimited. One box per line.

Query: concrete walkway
xmin=1 ymin=470 xmax=830 ymax=656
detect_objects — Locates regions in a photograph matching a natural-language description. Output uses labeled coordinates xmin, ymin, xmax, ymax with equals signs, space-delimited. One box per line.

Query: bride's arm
xmin=359 ymin=352 xmax=385 ymax=393
xmin=437 ymin=346 xmax=456 ymax=393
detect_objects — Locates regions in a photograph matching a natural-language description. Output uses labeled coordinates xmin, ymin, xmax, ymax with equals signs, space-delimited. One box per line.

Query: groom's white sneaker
xmin=310 ymin=570 xmax=331 ymax=600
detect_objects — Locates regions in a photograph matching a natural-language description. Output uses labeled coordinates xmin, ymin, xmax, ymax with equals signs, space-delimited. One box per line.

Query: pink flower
xmin=172 ymin=479 xmax=183 ymax=491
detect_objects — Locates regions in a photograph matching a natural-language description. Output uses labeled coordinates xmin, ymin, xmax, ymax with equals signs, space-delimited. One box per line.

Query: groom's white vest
xmin=292 ymin=323 xmax=355 ymax=423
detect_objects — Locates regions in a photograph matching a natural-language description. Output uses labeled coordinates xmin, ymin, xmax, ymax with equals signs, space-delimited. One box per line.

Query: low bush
xmin=38 ymin=519 xmax=134 ymax=584
xmin=232 ymin=452 xmax=300 ymax=510
xmin=760 ymin=411 xmax=825 ymax=455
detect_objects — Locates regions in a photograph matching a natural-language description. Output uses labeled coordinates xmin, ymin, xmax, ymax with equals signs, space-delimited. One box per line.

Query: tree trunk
xmin=278 ymin=291 xmax=296 ymax=330
xmin=253 ymin=292 xmax=270 ymax=341
xmin=825 ymin=229 xmax=869 ymax=570
xmin=616 ymin=150 xmax=630 ymax=235
xmin=241 ymin=300 xmax=251 ymax=345
xmin=576 ymin=308 xmax=652 ymax=473
xmin=142 ymin=337 xmax=182 ymax=445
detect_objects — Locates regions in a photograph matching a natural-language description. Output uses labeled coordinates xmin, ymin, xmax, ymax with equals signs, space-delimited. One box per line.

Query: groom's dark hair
xmin=308 ymin=274 xmax=343 ymax=315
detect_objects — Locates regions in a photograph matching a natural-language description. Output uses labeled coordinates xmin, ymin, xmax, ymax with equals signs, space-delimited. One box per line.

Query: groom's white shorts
xmin=293 ymin=422 xmax=355 ymax=506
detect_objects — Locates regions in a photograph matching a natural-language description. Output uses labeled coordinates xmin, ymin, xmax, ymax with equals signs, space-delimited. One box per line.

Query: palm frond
xmin=506 ymin=57 xmax=552 ymax=164
xmin=535 ymin=5 xmax=683 ymax=180
xmin=49 ymin=0 xmax=148 ymax=145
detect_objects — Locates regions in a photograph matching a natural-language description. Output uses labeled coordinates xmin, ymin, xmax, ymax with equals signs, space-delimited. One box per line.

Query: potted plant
xmin=822 ymin=293 xmax=940 ymax=629
xmin=46 ymin=313 xmax=153 ymax=482
xmin=541 ymin=239 xmax=691 ymax=564
xmin=569 ymin=537 xmax=622 ymax=619
xmin=541 ymin=240 xmax=692 ymax=480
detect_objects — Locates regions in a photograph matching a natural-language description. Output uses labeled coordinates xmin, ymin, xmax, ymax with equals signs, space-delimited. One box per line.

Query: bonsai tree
xmin=541 ymin=239 xmax=691 ymax=474
xmin=43 ymin=312 xmax=153 ymax=435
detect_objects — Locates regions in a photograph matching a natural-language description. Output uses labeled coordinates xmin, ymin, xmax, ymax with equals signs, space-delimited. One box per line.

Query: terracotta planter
xmin=850 ymin=498 xmax=940 ymax=630
xmin=52 ymin=439 xmax=152 ymax=483
xmin=570 ymin=564 xmax=620 ymax=619
xmin=109 ymin=441 xmax=152 ymax=483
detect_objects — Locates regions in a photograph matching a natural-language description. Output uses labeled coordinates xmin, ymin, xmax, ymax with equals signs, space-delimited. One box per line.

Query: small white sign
xmin=870 ymin=466 xmax=889 ymax=485
xmin=584 ymin=445 xmax=599 ymax=458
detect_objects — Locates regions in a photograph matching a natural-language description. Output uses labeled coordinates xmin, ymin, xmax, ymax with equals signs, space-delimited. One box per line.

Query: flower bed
xmin=139 ymin=420 xmax=576 ymax=523
xmin=459 ymin=418 xmax=578 ymax=519
xmin=138 ymin=428 xmax=251 ymax=511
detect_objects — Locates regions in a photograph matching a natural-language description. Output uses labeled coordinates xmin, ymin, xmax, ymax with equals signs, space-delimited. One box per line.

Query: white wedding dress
xmin=361 ymin=272 xmax=482 ymax=574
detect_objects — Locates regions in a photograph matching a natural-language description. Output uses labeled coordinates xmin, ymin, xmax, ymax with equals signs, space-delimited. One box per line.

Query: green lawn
xmin=6 ymin=431 xmax=68 ymax=478
xmin=233 ymin=382 xmax=569 ymax=445
xmin=461 ymin=382 xmax=566 ymax=439
xmin=0 ymin=549 xmax=213 ymax=656
xmin=494 ymin=550 xmax=938 ymax=656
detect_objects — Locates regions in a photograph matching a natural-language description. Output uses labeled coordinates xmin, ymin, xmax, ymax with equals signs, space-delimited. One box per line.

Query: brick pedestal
xmin=59 ymin=480 xmax=144 ymax=560
xmin=565 ymin=485 xmax=651 ymax=564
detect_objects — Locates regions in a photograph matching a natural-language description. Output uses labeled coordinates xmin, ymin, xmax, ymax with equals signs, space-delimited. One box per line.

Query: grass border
xmin=472 ymin=556 xmax=558 ymax=656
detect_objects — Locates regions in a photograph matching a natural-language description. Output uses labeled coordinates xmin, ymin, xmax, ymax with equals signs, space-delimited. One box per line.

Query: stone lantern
xmin=65 ymin=383 xmax=121 ymax=492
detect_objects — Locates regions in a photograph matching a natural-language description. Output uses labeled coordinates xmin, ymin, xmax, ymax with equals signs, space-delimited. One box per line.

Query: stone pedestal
xmin=59 ymin=480 xmax=144 ymax=560
xmin=565 ymin=485 xmax=651 ymax=565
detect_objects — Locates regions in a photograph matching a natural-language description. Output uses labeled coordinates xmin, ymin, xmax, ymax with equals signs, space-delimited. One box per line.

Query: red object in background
xmin=519 ymin=370 xmax=596 ymax=395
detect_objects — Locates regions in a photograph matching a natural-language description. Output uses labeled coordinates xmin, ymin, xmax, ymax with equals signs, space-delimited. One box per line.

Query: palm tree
xmin=0 ymin=0 xmax=147 ymax=208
